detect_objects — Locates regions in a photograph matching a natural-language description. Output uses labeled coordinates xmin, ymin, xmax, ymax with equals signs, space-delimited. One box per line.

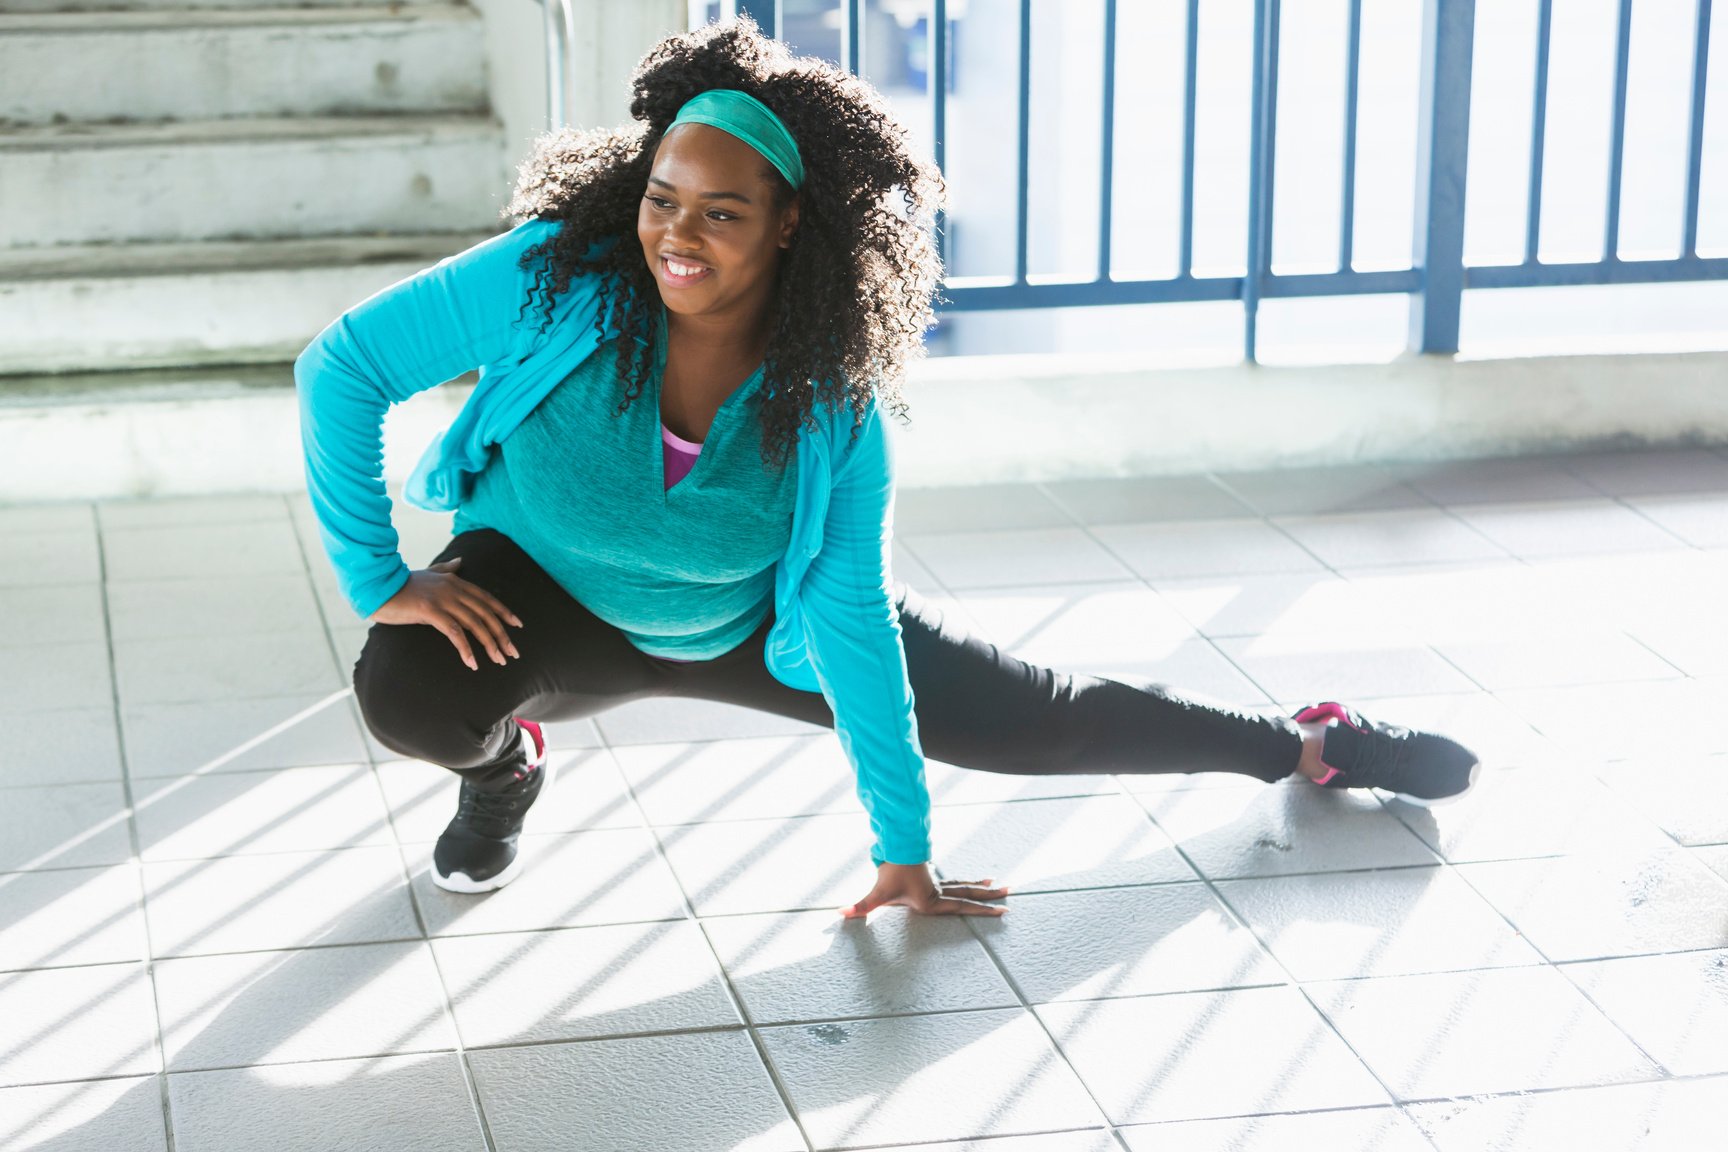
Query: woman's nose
xmin=666 ymin=208 xmax=701 ymax=248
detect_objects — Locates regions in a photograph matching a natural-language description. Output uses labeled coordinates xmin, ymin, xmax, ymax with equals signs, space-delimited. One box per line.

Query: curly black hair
xmin=505 ymin=17 xmax=945 ymax=465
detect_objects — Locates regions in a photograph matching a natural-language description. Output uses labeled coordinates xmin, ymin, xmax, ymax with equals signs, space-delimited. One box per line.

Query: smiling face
xmin=637 ymin=122 xmax=800 ymax=336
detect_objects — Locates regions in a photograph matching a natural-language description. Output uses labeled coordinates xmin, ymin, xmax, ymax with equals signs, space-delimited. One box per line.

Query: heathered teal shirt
xmin=296 ymin=220 xmax=932 ymax=867
xmin=454 ymin=324 xmax=799 ymax=660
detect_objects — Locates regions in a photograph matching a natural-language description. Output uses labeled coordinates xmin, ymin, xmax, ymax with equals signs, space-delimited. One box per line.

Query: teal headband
xmin=667 ymin=89 xmax=804 ymax=190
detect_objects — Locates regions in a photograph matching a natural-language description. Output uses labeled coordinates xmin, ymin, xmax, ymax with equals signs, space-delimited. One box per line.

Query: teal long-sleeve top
xmin=294 ymin=219 xmax=933 ymax=867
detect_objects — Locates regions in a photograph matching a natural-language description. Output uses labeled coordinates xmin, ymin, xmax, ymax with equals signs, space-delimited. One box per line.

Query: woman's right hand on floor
xmin=370 ymin=557 xmax=523 ymax=671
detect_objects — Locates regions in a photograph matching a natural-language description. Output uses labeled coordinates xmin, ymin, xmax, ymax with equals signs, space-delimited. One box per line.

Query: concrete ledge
xmin=2 ymin=350 xmax=1725 ymax=502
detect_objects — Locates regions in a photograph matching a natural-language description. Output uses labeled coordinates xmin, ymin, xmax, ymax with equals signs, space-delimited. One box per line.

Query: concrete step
xmin=1 ymin=115 xmax=507 ymax=247
xmin=0 ymin=362 xmax=470 ymax=501
xmin=0 ymin=7 xmax=488 ymax=126
xmin=0 ymin=232 xmax=499 ymax=374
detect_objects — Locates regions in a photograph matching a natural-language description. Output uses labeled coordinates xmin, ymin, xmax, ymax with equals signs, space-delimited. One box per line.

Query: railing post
xmin=1408 ymin=0 xmax=1475 ymax=355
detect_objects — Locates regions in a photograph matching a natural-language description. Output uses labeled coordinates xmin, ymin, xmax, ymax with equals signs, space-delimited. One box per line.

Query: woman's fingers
xmin=430 ymin=617 xmax=479 ymax=671
xmin=462 ymin=582 xmax=524 ymax=630
xmin=932 ymin=896 xmax=1007 ymax=917
xmin=455 ymin=592 xmax=519 ymax=660
xmin=443 ymin=599 xmax=510 ymax=666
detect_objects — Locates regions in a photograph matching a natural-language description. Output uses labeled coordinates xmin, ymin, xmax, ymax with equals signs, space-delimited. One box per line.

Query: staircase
xmin=0 ymin=0 xmax=510 ymax=496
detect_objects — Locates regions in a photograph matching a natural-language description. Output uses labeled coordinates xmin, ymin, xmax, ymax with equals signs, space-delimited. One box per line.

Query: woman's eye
xmin=646 ymin=196 xmax=671 ymax=209
xmin=707 ymin=212 xmax=734 ymax=222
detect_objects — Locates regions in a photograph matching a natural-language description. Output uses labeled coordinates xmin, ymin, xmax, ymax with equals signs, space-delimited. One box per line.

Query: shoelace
xmin=453 ymin=773 xmax=537 ymax=838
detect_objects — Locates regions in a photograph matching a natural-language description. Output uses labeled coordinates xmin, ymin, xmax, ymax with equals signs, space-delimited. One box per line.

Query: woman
xmin=297 ymin=20 xmax=1478 ymax=920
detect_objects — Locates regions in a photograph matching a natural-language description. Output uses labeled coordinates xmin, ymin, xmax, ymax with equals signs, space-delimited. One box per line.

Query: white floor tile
xmin=1215 ymin=466 xmax=1429 ymax=516
xmin=0 ymin=865 xmax=145 ymax=972
xmin=132 ymin=765 xmax=392 ymax=862
xmin=1043 ymin=474 xmax=1256 ymax=524
xmin=886 ymin=1134 xmax=1119 ymax=1152
xmin=1451 ymin=499 xmax=1688 ymax=557
xmin=1594 ymin=755 xmax=1728 ymax=846
xmin=0 ymin=963 xmax=158 ymax=1087
xmin=106 ymin=576 xmax=323 ymax=642
xmin=1215 ymin=635 xmax=1478 ymax=700
xmin=1400 ymin=455 xmax=1600 ymax=505
xmin=903 ymin=528 xmax=1135 ymax=589
xmin=0 ymin=707 xmax=124 ymax=787
xmin=924 ymin=760 xmax=1120 ymax=806
xmin=1308 ymin=966 xmax=1662 ymax=1099
xmin=760 ymin=1009 xmax=1102 ymax=1147
xmin=113 ymin=632 xmax=342 ymax=706
xmin=596 ymin=696 xmax=827 ymax=745
xmin=1037 ymin=986 xmax=1387 ymax=1124
xmin=122 ymin=693 xmax=368 ymax=777
xmin=1408 ymin=1076 xmax=1728 ymax=1152
xmin=143 ymin=847 xmax=419 ymax=958
xmin=379 ymin=748 xmax=640 ymax=843
xmin=704 ymin=908 xmax=1016 ymax=1024
xmin=1274 ymin=509 xmax=1508 ymax=569
xmin=896 ymin=484 xmax=1075 ymax=533
xmin=1431 ymin=632 xmax=1683 ymax=690
xmin=101 ymin=521 xmax=306 ymax=582
xmin=1383 ymin=763 xmax=1677 ymax=864
xmin=0 ymin=1075 xmax=168 ymax=1152
xmin=956 ymin=583 xmax=1197 ymax=665
xmin=1215 ymin=866 xmax=1543 ymax=980
xmin=0 ymin=781 xmax=132 ymax=873
xmin=656 ymin=812 xmax=880 ymax=918
xmin=0 ymin=584 xmax=105 ymax=647
xmin=1624 ymin=493 xmax=1728 ymax=547
xmin=0 ymin=529 xmax=100 ymax=588
xmin=1091 ymin=519 xmax=1325 ymax=581
xmin=1120 ymin=1108 xmax=1434 ymax=1152
xmin=610 ymin=736 xmax=863 ymax=827
xmin=972 ymin=883 xmax=1281 ymax=1002
xmin=1139 ymin=777 xmax=1438 ymax=880
xmin=168 ymin=1053 xmax=485 ymax=1152
xmin=436 ymin=920 xmax=739 ymax=1046
xmin=932 ymin=795 xmax=1197 ymax=894
xmin=407 ymin=828 xmax=688 ymax=937
xmin=0 ymin=502 xmax=94 ymax=535
xmin=471 ymin=1032 xmax=803 ymax=1152
xmin=1562 ymin=448 xmax=1728 ymax=497
xmin=98 ymin=495 xmax=289 ymax=530
xmin=1153 ymin=570 xmax=1370 ymax=639
xmin=0 ymin=641 xmax=113 ymax=715
xmin=1456 ymin=849 xmax=1728 ymax=961
xmin=156 ymin=942 xmax=454 ymax=1071
xmin=1497 ymin=677 xmax=1728 ymax=760
xmin=1566 ymin=950 xmax=1728 ymax=1075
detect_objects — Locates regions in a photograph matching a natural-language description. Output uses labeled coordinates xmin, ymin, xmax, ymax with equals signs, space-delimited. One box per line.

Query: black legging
xmin=353 ymin=529 xmax=1301 ymax=792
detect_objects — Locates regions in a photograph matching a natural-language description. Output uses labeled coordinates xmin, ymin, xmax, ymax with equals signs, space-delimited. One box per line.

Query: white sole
xmin=428 ymin=750 xmax=556 ymax=895
xmin=1383 ymin=759 xmax=1482 ymax=808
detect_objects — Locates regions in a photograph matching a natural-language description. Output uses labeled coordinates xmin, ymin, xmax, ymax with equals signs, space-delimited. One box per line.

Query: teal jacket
xmin=295 ymin=219 xmax=933 ymax=867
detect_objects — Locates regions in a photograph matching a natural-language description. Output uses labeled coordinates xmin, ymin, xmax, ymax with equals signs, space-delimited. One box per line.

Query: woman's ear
xmin=778 ymin=195 xmax=801 ymax=249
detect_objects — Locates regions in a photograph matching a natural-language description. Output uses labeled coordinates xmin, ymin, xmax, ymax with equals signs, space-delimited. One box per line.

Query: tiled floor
xmin=3 ymin=447 xmax=1728 ymax=1151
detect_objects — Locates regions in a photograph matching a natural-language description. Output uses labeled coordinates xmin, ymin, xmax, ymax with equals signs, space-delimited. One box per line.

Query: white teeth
xmin=665 ymin=259 xmax=707 ymax=277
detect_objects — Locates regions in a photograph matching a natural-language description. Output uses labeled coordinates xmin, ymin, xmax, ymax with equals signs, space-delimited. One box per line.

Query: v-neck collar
xmin=650 ymin=310 xmax=767 ymax=500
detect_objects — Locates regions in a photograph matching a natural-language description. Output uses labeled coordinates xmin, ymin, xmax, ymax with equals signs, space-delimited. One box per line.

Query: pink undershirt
xmin=661 ymin=422 xmax=703 ymax=490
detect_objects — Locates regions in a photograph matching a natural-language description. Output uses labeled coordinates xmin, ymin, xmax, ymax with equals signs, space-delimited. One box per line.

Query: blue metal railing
xmin=710 ymin=0 xmax=1723 ymax=358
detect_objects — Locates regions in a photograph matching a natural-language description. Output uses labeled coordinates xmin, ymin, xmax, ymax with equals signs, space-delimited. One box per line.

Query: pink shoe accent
xmin=513 ymin=718 xmax=546 ymax=778
xmin=1294 ymin=701 xmax=1362 ymax=731
xmin=1310 ymin=764 xmax=1342 ymax=785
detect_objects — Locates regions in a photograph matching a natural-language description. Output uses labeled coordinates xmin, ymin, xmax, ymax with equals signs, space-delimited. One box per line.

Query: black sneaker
xmin=432 ymin=719 xmax=549 ymax=893
xmin=1293 ymin=702 xmax=1480 ymax=806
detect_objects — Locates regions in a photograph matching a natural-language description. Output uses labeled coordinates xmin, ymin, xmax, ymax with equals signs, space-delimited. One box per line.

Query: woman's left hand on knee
xmin=840 ymin=862 xmax=1009 ymax=919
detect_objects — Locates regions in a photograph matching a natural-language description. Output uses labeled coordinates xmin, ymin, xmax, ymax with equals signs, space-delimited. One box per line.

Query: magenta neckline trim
xmin=661 ymin=423 xmax=704 ymax=454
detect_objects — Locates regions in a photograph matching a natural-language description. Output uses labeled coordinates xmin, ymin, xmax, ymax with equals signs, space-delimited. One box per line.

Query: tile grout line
xmin=288 ymin=494 xmax=504 ymax=1152
xmin=92 ymin=504 xmax=179 ymax=1152
xmin=598 ymin=729 xmax=820 ymax=1152
xmin=1109 ymin=779 xmax=1447 ymax=1149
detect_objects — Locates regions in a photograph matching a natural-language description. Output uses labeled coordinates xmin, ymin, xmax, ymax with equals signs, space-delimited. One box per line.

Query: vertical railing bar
xmin=933 ymin=0 xmax=948 ymax=269
xmin=1015 ymin=0 xmax=1032 ymax=284
xmin=1525 ymin=0 xmax=1553 ymax=265
xmin=1339 ymin=0 xmax=1363 ymax=271
xmin=1099 ymin=0 xmax=1118 ymax=282
xmin=1408 ymin=0 xmax=1475 ymax=354
xmin=1179 ymin=0 xmax=1200 ymax=278
xmin=1243 ymin=0 xmax=1281 ymax=361
xmin=1683 ymin=0 xmax=1713 ymax=257
xmin=1603 ymin=0 xmax=1633 ymax=262
xmin=846 ymin=0 xmax=862 ymax=75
